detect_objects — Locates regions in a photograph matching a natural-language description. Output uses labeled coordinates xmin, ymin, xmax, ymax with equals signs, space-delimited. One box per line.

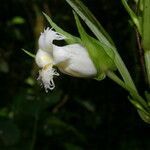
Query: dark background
xmin=0 ymin=0 xmax=150 ymax=149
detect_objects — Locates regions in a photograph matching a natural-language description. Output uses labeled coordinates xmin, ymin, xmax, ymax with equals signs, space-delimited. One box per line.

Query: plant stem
xmin=142 ymin=0 xmax=150 ymax=50
xmin=142 ymin=0 xmax=150 ymax=88
xmin=144 ymin=51 xmax=150 ymax=87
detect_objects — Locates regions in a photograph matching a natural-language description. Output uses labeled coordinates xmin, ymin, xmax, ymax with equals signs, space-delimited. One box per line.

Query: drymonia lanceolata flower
xmin=35 ymin=28 xmax=97 ymax=92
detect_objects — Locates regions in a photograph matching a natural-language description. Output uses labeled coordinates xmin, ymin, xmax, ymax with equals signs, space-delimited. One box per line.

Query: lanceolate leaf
xmin=43 ymin=13 xmax=81 ymax=44
xmin=121 ymin=0 xmax=142 ymax=35
xmin=66 ymin=0 xmax=115 ymax=48
xmin=22 ymin=49 xmax=35 ymax=58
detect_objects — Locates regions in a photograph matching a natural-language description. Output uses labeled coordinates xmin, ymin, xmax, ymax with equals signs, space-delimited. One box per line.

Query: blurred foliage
xmin=0 ymin=0 xmax=150 ymax=150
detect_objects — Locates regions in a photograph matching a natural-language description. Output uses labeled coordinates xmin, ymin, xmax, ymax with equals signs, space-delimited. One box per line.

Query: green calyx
xmin=73 ymin=12 xmax=116 ymax=80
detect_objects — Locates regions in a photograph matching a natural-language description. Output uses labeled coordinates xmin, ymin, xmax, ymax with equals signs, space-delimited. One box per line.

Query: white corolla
xmin=35 ymin=28 xmax=97 ymax=92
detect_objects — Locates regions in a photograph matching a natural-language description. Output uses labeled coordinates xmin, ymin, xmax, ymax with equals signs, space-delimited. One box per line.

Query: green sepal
xmin=22 ymin=49 xmax=35 ymax=58
xmin=43 ymin=12 xmax=81 ymax=45
xmin=74 ymin=12 xmax=116 ymax=80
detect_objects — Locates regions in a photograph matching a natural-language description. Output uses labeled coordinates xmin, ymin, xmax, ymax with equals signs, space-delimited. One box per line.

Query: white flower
xmin=35 ymin=28 xmax=97 ymax=92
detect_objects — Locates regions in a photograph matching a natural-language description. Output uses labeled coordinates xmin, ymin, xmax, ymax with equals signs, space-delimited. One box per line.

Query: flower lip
xmin=37 ymin=64 xmax=59 ymax=93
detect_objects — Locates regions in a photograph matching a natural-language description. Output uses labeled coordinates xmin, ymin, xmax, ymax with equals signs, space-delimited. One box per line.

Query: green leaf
xmin=137 ymin=109 xmax=150 ymax=124
xmin=22 ymin=49 xmax=35 ymax=58
xmin=66 ymin=0 xmax=114 ymax=48
xmin=74 ymin=12 xmax=116 ymax=79
xmin=11 ymin=16 xmax=25 ymax=25
xmin=43 ymin=12 xmax=81 ymax=44
xmin=121 ymin=0 xmax=142 ymax=35
xmin=128 ymin=96 xmax=150 ymax=122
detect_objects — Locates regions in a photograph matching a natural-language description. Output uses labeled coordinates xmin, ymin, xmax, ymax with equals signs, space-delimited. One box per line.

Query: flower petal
xmin=35 ymin=49 xmax=53 ymax=68
xmin=38 ymin=28 xmax=66 ymax=51
xmin=53 ymin=44 xmax=97 ymax=77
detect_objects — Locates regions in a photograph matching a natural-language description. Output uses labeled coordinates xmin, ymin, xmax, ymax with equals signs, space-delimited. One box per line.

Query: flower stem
xmin=142 ymin=0 xmax=150 ymax=88
xmin=144 ymin=51 xmax=150 ymax=88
